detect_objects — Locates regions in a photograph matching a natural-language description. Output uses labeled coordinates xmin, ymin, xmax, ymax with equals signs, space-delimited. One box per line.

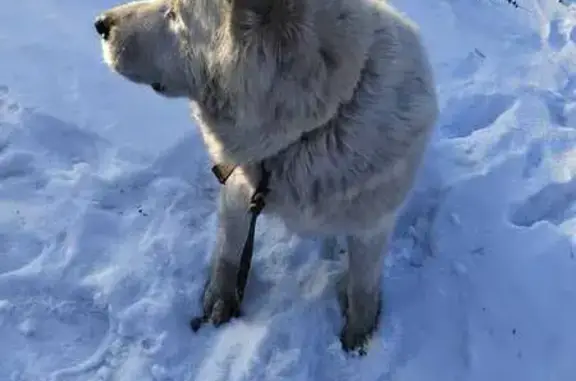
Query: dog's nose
xmin=94 ymin=14 xmax=113 ymax=40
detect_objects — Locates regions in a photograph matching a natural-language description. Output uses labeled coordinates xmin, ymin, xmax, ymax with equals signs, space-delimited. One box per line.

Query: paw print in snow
xmin=0 ymin=85 xmax=22 ymax=125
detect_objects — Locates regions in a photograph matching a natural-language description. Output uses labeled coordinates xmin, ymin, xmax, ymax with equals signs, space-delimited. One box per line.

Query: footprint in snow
xmin=18 ymin=110 xmax=110 ymax=167
xmin=0 ymin=283 xmax=110 ymax=381
xmin=509 ymin=177 xmax=576 ymax=230
xmin=439 ymin=93 xmax=516 ymax=139
xmin=451 ymin=48 xmax=486 ymax=79
xmin=1 ymin=84 xmax=110 ymax=169
xmin=0 ymin=86 xmax=22 ymax=149
xmin=548 ymin=18 xmax=569 ymax=51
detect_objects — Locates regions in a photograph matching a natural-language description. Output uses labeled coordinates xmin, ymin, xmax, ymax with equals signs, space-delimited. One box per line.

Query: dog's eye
xmin=165 ymin=8 xmax=177 ymax=20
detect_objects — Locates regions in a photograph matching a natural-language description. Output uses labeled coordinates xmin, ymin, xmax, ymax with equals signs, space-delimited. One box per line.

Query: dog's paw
xmin=340 ymin=320 xmax=376 ymax=355
xmin=205 ymin=294 xmax=241 ymax=326
xmin=339 ymin=294 xmax=382 ymax=355
xmin=191 ymin=281 xmax=241 ymax=332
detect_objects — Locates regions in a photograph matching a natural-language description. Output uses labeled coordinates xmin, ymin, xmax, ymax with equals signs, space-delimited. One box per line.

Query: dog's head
xmin=95 ymin=0 xmax=310 ymax=99
xmin=95 ymin=0 xmax=208 ymax=98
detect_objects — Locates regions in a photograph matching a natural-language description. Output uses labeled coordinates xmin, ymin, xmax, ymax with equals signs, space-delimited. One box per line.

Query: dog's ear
xmin=229 ymin=0 xmax=305 ymax=40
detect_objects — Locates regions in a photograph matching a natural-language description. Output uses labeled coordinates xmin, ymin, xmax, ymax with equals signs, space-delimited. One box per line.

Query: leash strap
xmin=236 ymin=162 xmax=269 ymax=303
xmin=210 ymin=162 xmax=270 ymax=304
xmin=190 ymin=163 xmax=270 ymax=332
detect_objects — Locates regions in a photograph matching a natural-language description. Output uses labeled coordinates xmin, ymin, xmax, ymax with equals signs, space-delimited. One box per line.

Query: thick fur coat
xmin=96 ymin=0 xmax=438 ymax=353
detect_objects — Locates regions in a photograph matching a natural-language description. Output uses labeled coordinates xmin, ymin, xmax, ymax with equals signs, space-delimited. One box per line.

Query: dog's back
xmin=263 ymin=0 xmax=438 ymax=234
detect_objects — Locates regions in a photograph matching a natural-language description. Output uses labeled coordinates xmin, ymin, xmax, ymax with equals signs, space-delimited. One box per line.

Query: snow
xmin=1 ymin=0 xmax=576 ymax=380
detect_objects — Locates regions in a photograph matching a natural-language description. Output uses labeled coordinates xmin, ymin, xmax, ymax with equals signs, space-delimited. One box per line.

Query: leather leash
xmin=191 ymin=162 xmax=269 ymax=331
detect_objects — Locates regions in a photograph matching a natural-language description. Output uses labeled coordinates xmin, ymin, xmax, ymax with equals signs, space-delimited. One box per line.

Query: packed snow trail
xmin=1 ymin=1 xmax=576 ymax=380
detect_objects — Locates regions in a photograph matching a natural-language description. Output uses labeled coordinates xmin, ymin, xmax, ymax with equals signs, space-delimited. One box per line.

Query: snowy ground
xmin=1 ymin=0 xmax=576 ymax=380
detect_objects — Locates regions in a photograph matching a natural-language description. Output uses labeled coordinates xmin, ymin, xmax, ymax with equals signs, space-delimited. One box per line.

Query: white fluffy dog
xmin=96 ymin=0 xmax=438 ymax=353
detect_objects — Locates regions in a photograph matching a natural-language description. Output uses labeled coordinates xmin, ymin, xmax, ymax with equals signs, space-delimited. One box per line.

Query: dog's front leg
xmin=200 ymin=169 xmax=254 ymax=327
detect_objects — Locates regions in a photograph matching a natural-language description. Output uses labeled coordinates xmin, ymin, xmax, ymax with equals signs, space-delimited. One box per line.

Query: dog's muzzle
xmin=94 ymin=14 xmax=114 ymax=40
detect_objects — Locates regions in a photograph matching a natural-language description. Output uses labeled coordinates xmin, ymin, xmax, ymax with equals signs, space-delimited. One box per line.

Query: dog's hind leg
xmin=339 ymin=220 xmax=393 ymax=353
